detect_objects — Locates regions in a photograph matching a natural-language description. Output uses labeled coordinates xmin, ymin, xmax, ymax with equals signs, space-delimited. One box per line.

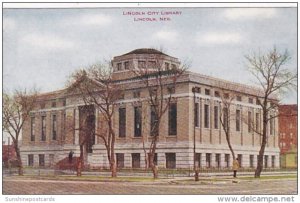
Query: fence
xmin=3 ymin=166 xmax=296 ymax=178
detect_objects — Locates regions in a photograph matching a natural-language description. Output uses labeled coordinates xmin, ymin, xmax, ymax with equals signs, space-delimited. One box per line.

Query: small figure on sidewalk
xmin=68 ymin=150 xmax=74 ymax=163
xmin=232 ymin=158 xmax=239 ymax=178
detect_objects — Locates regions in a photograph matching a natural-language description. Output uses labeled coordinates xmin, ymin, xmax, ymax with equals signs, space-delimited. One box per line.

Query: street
xmin=3 ymin=177 xmax=297 ymax=195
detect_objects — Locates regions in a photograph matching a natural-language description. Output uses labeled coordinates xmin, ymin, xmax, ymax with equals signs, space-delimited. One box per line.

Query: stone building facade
xmin=20 ymin=49 xmax=280 ymax=169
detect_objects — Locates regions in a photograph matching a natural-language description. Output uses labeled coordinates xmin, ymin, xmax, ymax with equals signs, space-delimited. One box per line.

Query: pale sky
xmin=3 ymin=5 xmax=297 ymax=104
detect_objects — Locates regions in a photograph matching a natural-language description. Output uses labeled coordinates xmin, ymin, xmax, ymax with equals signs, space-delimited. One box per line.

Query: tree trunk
xmin=14 ymin=144 xmax=23 ymax=176
xmin=225 ymin=133 xmax=235 ymax=160
xmin=151 ymin=165 xmax=158 ymax=179
xmin=149 ymin=154 xmax=158 ymax=179
xmin=149 ymin=150 xmax=158 ymax=179
xmin=111 ymin=161 xmax=117 ymax=178
xmin=255 ymin=132 xmax=267 ymax=178
xmin=255 ymin=108 xmax=268 ymax=178
xmin=109 ymin=121 xmax=117 ymax=178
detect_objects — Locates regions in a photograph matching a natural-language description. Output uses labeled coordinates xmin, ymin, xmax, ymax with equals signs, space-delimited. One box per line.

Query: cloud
xmin=3 ymin=18 xmax=16 ymax=31
xmin=63 ymin=13 xmax=112 ymax=27
xmin=153 ymin=30 xmax=178 ymax=42
xmin=22 ymin=33 xmax=74 ymax=50
xmin=223 ymin=8 xmax=277 ymax=20
xmin=196 ymin=32 xmax=242 ymax=45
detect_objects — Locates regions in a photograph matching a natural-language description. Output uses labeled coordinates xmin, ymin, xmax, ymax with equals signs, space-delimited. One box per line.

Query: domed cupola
xmin=111 ymin=48 xmax=180 ymax=80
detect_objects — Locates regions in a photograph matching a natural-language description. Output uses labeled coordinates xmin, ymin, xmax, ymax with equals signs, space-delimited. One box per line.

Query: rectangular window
xmin=40 ymin=102 xmax=45 ymax=109
xmin=225 ymin=154 xmax=230 ymax=168
xmin=39 ymin=154 xmax=45 ymax=167
xmin=224 ymin=93 xmax=229 ymax=99
xmin=214 ymin=106 xmax=218 ymax=129
xmin=133 ymin=90 xmax=140 ymax=98
xmin=134 ymin=106 xmax=142 ymax=137
xmin=166 ymin=153 xmax=176 ymax=169
xmin=28 ymin=154 xmax=34 ymax=166
xmin=167 ymin=86 xmax=175 ymax=94
xmin=150 ymin=106 xmax=158 ymax=136
xmin=264 ymin=155 xmax=268 ymax=168
xmin=206 ymin=153 xmax=211 ymax=168
xmin=171 ymin=64 xmax=177 ymax=69
xmin=256 ymin=113 xmax=260 ymax=132
xmin=52 ymin=115 xmax=57 ymax=140
xmin=215 ymin=154 xmax=220 ymax=168
xmin=165 ymin=62 xmax=170 ymax=70
xmin=49 ymin=154 xmax=55 ymax=167
xmin=149 ymin=88 xmax=157 ymax=97
xmin=192 ymin=87 xmax=201 ymax=93
xmin=138 ymin=61 xmax=146 ymax=69
xmin=205 ymin=89 xmax=210 ymax=95
xmin=132 ymin=153 xmax=140 ymax=168
xmin=194 ymin=103 xmax=199 ymax=127
xmin=62 ymin=99 xmax=66 ymax=106
xmin=51 ymin=101 xmax=56 ymax=108
xmin=118 ymin=93 xmax=125 ymax=100
xmin=248 ymin=111 xmax=252 ymax=133
xmin=119 ymin=108 xmax=126 ymax=138
xmin=204 ymin=104 xmax=209 ymax=128
xmin=30 ymin=117 xmax=35 ymax=141
xmin=214 ymin=91 xmax=220 ymax=97
xmin=238 ymin=154 xmax=243 ymax=167
xmin=223 ymin=107 xmax=229 ymax=131
xmin=270 ymin=116 xmax=275 ymax=136
xmin=195 ymin=153 xmax=201 ymax=168
xmin=248 ymin=98 xmax=253 ymax=104
xmin=168 ymin=103 xmax=177 ymax=135
xmin=41 ymin=116 xmax=46 ymax=141
xmin=272 ymin=156 xmax=275 ymax=168
xmin=236 ymin=96 xmax=242 ymax=101
xmin=238 ymin=154 xmax=242 ymax=167
xmin=148 ymin=61 xmax=156 ymax=68
xmin=236 ymin=109 xmax=241 ymax=131
xmin=256 ymin=98 xmax=260 ymax=105
xmin=116 ymin=153 xmax=124 ymax=168
xmin=62 ymin=112 xmax=66 ymax=141
xmin=117 ymin=63 xmax=122 ymax=71
xmin=124 ymin=61 xmax=129 ymax=70
xmin=250 ymin=155 xmax=254 ymax=168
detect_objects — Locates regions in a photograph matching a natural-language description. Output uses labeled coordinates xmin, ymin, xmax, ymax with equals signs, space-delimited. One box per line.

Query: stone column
xmin=95 ymin=109 xmax=99 ymax=144
xmin=140 ymin=152 xmax=146 ymax=168
xmin=125 ymin=153 xmax=132 ymax=168
xmin=200 ymin=152 xmax=206 ymax=168
xmin=74 ymin=107 xmax=79 ymax=145
xmin=210 ymin=153 xmax=216 ymax=168
xmin=253 ymin=154 xmax=258 ymax=168
xmin=158 ymin=153 xmax=166 ymax=168
xmin=267 ymin=155 xmax=272 ymax=168
xmin=220 ymin=153 xmax=225 ymax=169
xmin=275 ymin=155 xmax=280 ymax=168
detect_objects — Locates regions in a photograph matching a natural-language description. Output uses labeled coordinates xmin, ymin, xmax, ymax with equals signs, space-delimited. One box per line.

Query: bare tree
xmin=132 ymin=54 xmax=188 ymax=178
xmin=67 ymin=63 xmax=123 ymax=177
xmin=245 ymin=47 xmax=296 ymax=178
xmin=3 ymin=89 xmax=38 ymax=175
xmin=218 ymin=91 xmax=236 ymax=160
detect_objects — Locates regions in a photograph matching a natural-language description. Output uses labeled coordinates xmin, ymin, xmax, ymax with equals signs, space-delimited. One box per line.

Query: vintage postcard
xmin=2 ymin=2 xmax=298 ymax=203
